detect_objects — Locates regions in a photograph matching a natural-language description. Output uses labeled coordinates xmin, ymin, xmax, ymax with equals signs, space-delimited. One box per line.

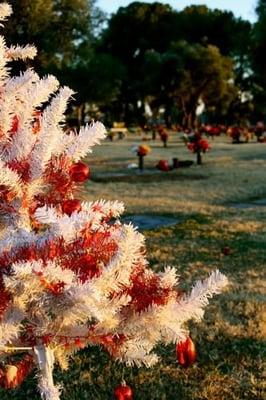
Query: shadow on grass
xmin=2 ymin=332 xmax=263 ymax=400
xmin=91 ymin=171 xmax=207 ymax=183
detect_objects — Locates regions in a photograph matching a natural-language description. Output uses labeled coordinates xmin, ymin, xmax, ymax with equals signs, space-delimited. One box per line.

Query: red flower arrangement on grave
xmin=137 ymin=144 xmax=151 ymax=156
xmin=132 ymin=144 xmax=151 ymax=170
xmin=0 ymin=4 xmax=227 ymax=399
xmin=187 ymin=132 xmax=210 ymax=165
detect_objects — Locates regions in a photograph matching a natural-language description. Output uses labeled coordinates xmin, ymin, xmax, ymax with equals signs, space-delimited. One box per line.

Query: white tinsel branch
xmin=6 ymin=44 xmax=37 ymax=60
xmin=0 ymin=160 xmax=23 ymax=196
xmin=65 ymin=122 xmax=106 ymax=161
xmin=0 ymin=3 xmax=12 ymax=22
xmin=4 ymin=75 xmax=60 ymax=161
xmin=177 ymin=270 xmax=228 ymax=322
xmin=30 ymin=86 xmax=74 ymax=180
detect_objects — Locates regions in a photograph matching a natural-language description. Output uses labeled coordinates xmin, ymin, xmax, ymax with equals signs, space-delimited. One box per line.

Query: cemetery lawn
xmin=1 ymin=133 xmax=265 ymax=399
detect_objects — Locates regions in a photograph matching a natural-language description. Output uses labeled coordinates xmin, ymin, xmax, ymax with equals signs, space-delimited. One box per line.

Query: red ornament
xmin=156 ymin=160 xmax=170 ymax=171
xmin=0 ymin=355 xmax=34 ymax=389
xmin=114 ymin=383 xmax=133 ymax=400
xmin=69 ymin=162 xmax=90 ymax=183
xmin=62 ymin=199 xmax=81 ymax=216
xmin=176 ymin=336 xmax=196 ymax=367
xmin=0 ymin=365 xmax=19 ymax=388
xmin=221 ymin=246 xmax=232 ymax=256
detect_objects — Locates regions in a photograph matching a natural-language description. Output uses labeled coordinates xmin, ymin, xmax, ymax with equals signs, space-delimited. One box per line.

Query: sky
xmin=97 ymin=0 xmax=258 ymax=22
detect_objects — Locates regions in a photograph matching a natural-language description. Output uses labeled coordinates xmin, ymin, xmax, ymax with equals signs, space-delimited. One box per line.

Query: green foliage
xmin=4 ymin=1 xmax=262 ymax=125
xmin=63 ymin=53 xmax=126 ymax=105
xmin=100 ymin=2 xmax=252 ymax=125
xmin=177 ymin=5 xmax=251 ymax=57
xmin=5 ymin=1 xmax=124 ymax=113
xmin=252 ymin=0 xmax=266 ymax=117
xmin=5 ymin=0 xmax=95 ymax=69
xmin=140 ymin=42 xmax=235 ymax=127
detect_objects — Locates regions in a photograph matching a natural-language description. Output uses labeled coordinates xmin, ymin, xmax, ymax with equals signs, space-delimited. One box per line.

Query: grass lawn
xmin=1 ymin=132 xmax=265 ymax=399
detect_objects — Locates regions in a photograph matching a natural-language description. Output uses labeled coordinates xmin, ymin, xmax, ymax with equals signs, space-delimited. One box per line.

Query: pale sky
xmin=97 ymin=0 xmax=258 ymax=22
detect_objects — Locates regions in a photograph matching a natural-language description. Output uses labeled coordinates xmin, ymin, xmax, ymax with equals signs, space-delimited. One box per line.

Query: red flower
xmin=187 ymin=142 xmax=196 ymax=152
xmin=198 ymin=139 xmax=210 ymax=152
xmin=138 ymin=144 xmax=151 ymax=156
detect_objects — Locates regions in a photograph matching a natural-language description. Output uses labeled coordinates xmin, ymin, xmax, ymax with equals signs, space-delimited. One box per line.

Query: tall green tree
xmin=101 ymin=2 xmax=251 ymax=125
xmin=5 ymin=0 xmax=124 ymax=123
xmin=142 ymin=42 xmax=235 ymax=128
xmin=252 ymin=0 xmax=266 ymax=118
xmin=177 ymin=5 xmax=251 ymax=57
xmin=5 ymin=0 xmax=98 ymax=71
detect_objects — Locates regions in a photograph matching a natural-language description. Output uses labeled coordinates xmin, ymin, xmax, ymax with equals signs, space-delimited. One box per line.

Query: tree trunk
xmin=164 ymin=101 xmax=173 ymax=128
xmin=77 ymin=104 xmax=85 ymax=128
xmin=34 ymin=346 xmax=61 ymax=400
xmin=181 ymin=96 xmax=199 ymax=130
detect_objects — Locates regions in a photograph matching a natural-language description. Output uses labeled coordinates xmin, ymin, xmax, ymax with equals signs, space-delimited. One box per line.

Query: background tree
xmin=62 ymin=52 xmax=126 ymax=125
xmin=140 ymin=42 xmax=235 ymax=128
xmin=5 ymin=0 xmax=98 ymax=70
xmin=5 ymin=1 xmax=258 ymax=126
xmin=5 ymin=0 xmax=114 ymax=123
xmin=252 ymin=0 xmax=266 ymax=119
xmin=100 ymin=2 xmax=179 ymax=124
xmin=101 ymin=2 xmax=252 ymax=126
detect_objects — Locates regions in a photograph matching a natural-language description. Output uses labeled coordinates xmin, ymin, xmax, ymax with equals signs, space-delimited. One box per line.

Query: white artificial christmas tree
xmin=0 ymin=4 xmax=228 ymax=399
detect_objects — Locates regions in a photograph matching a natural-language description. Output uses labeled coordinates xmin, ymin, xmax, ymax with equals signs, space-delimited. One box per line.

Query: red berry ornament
xmin=114 ymin=383 xmax=133 ymax=400
xmin=157 ymin=159 xmax=170 ymax=171
xmin=2 ymin=365 xmax=19 ymax=388
xmin=176 ymin=336 xmax=196 ymax=367
xmin=62 ymin=199 xmax=81 ymax=216
xmin=69 ymin=162 xmax=90 ymax=183
xmin=0 ymin=355 xmax=34 ymax=389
